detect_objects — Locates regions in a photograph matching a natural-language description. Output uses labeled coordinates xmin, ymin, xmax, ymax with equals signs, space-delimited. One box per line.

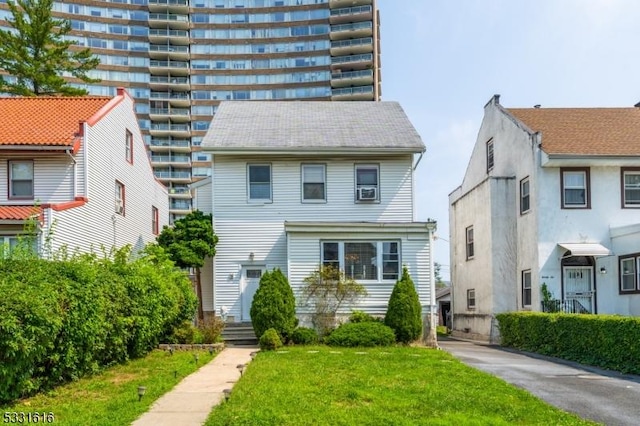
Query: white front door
xmin=241 ymin=266 xmax=265 ymax=321
xmin=563 ymin=266 xmax=594 ymax=313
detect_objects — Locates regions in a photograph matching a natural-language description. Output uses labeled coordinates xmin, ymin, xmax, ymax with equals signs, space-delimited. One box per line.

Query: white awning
xmin=558 ymin=243 xmax=612 ymax=257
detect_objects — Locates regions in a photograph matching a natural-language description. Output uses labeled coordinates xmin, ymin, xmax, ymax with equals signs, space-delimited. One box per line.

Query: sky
xmin=377 ymin=0 xmax=640 ymax=280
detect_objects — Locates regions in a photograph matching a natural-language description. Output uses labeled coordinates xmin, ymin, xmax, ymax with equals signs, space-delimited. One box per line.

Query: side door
xmin=563 ymin=266 xmax=594 ymax=313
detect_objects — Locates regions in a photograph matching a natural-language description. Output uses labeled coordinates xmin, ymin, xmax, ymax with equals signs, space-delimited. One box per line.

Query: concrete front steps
xmin=221 ymin=322 xmax=258 ymax=346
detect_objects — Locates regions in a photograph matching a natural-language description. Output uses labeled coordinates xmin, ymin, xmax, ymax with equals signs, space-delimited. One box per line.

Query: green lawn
xmin=0 ymin=349 xmax=216 ymax=426
xmin=206 ymin=346 xmax=596 ymax=426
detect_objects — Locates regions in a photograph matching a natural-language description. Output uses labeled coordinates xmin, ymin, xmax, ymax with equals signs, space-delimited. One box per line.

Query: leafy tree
xmin=157 ymin=210 xmax=218 ymax=321
xmin=250 ymin=268 xmax=297 ymax=341
xmin=434 ymin=262 xmax=447 ymax=289
xmin=385 ymin=266 xmax=422 ymax=344
xmin=0 ymin=0 xmax=100 ymax=96
xmin=301 ymin=265 xmax=367 ymax=336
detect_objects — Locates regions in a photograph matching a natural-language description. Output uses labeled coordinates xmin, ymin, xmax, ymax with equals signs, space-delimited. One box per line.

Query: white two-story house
xmin=0 ymin=88 xmax=168 ymax=256
xmin=194 ymin=101 xmax=436 ymax=332
xmin=449 ymin=95 xmax=640 ymax=342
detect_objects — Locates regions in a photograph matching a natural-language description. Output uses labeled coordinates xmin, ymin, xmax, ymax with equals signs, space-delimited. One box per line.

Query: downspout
xmin=82 ymin=122 xmax=89 ymax=198
xmin=66 ymin=150 xmax=77 ymax=199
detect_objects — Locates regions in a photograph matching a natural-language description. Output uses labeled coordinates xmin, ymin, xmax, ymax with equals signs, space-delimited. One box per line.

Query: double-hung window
xmin=247 ymin=164 xmax=272 ymax=202
xmin=622 ymin=168 xmax=640 ymax=208
xmin=9 ymin=161 xmax=34 ymax=199
xmin=152 ymin=206 xmax=159 ymax=235
xmin=467 ymin=289 xmax=476 ymax=310
xmin=301 ymin=164 xmax=326 ymax=202
xmin=355 ymin=164 xmax=379 ymax=202
xmin=520 ymin=177 xmax=530 ymax=214
xmin=620 ymin=254 xmax=640 ymax=294
xmin=321 ymin=241 xmax=400 ymax=281
xmin=465 ymin=226 xmax=474 ymax=260
xmin=522 ymin=270 xmax=532 ymax=307
xmin=561 ymin=168 xmax=590 ymax=208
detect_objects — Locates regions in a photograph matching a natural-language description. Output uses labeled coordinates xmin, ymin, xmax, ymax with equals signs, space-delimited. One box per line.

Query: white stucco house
xmin=449 ymin=95 xmax=640 ymax=342
xmin=0 ymin=88 xmax=168 ymax=256
xmin=193 ymin=101 xmax=436 ymax=333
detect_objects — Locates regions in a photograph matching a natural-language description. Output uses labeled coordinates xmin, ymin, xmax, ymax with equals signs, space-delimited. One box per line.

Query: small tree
xmin=250 ymin=268 xmax=297 ymax=341
xmin=385 ymin=266 xmax=422 ymax=344
xmin=301 ymin=265 xmax=367 ymax=336
xmin=157 ymin=210 xmax=218 ymax=321
xmin=0 ymin=0 xmax=100 ymax=96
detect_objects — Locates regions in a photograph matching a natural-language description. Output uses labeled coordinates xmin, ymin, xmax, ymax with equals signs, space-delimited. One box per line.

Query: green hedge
xmin=0 ymin=245 xmax=196 ymax=404
xmin=326 ymin=322 xmax=396 ymax=347
xmin=496 ymin=312 xmax=640 ymax=374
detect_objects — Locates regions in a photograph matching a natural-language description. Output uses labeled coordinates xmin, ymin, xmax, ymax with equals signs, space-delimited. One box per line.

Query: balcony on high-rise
xmin=149 ymin=60 xmax=190 ymax=76
xmin=150 ymin=75 xmax=190 ymax=91
xmin=150 ymin=154 xmax=192 ymax=167
xmin=329 ymin=5 xmax=373 ymax=24
xmin=330 ymin=37 xmax=373 ymax=56
xmin=148 ymin=138 xmax=191 ymax=153
xmin=329 ymin=0 xmax=372 ymax=8
xmin=331 ymin=85 xmax=374 ymax=101
xmin=148 ymin=13 xmax=189 ymax=30
xmin=149 ymin=107 xmax=190 ymax=122
xmin=330 ymin=21 xmax=373 ymax=40
xmin=330 ymin=53 xmax=373 ymax=70
xmin=149 ymin=44 xmax=190 ymax=61
xmin=154 ymin=170 xmax=192 ymax=184
xmin=331 ymin=69 xmax=373 ymax=88
xmin=149 ymin=29 xmax=189 ymax=45
xmin=150 ymin=90 xmax=191 ymax=107
xmin=148 ymin=0 xmax=189 ymax=13
xmin=149 ymin=122 xmax=191 ymax=137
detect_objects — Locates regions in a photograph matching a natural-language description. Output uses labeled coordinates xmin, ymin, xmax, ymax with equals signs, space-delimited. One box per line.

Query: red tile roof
xmin=0 ymin=97 xmax=112 ymax=147
xmin=508 ymin=108 xmax=640 ymax=156
xmin=0 ymin=206 xmax=42 ymax=221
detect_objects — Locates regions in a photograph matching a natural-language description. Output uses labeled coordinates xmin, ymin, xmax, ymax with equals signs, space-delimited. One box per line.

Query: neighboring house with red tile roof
xmin=0 ymin=88 xmax=168 ymax=256
xmin=449 ymin=95 xmax=640 ymax=342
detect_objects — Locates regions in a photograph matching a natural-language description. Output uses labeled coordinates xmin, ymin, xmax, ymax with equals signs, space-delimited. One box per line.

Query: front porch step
xmin=221 ymin=322 xmax=258 ymax=346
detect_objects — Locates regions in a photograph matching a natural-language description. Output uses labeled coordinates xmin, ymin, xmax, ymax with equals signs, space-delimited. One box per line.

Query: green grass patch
xmin=1 ymin=349 xmax=216 ymax=426
xmin=206 ymin=346 xmax=595 ymax=426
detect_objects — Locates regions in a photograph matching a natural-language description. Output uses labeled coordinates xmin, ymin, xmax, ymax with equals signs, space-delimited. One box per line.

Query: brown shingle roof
xmin=507 ymin=107 xmax=640 ymax=156
xmin=0 ymin=97 xmax=111 ymax=147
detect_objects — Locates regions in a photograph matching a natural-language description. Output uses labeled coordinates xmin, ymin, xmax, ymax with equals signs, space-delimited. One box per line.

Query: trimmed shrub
xmin=169 ymin=321 xmax=199 ymax=344
xmin=0 ymin=245 xmax=196 ymax=404
xmin=384 ymin=267 xmax=422 ymax=344
xmin=349 ymin=310 xmax=381 ymax=323
xmin=250 ymin=268 xmax=297 ymax=342
xmin=291 ymin=327 xmax=319 ymax=345
xmin=198 ymin=317 xmax=225 ymax=344
xmin=496 ymin=312 xmax=640 ymax=374
xmin=325 ymin=322 xmax=396 ymax=347
xmin=259 ymin=328 xmax=283 ymax=351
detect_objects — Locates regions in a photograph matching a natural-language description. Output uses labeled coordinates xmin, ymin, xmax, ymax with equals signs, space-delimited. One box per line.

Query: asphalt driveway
xmin=439 ymin=338 xmax=640 ymax=425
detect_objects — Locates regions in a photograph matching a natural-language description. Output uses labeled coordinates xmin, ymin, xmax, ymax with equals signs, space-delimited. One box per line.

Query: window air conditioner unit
xmin=358 ymin=186 xmax=377 ymax=201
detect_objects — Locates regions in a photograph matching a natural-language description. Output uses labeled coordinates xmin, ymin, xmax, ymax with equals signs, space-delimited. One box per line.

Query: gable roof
xmin=202 ymin=101 xmax=425 ymax=153
xmin=0 ymin=96 xmax=112 ymax=147
xmin=507 ymin=107 xmax=640 ymax=156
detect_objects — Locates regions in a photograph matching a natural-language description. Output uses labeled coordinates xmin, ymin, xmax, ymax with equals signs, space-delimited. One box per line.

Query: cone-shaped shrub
xmin=384 ymin=266 xmax=422 ymax=343
xmin=250 ymin=268 xmax=297 ymax=341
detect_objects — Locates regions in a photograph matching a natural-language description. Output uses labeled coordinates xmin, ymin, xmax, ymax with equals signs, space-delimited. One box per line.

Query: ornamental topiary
xmin=325 ymin=322 xmax=396 ymax=347
xmin=384 ymin=266 xmax=422 ymax=344
xmin=259 ymin=328 xmax=283 ymax=351
xmin=250 ymin=268 xmax=297 ymax=342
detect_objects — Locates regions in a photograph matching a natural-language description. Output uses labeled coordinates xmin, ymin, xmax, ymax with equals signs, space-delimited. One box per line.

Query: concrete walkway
xmin=439 ymin=338 xmax=640 ymax=426
xmin=131 ymin=346 xmax=257 ymax=426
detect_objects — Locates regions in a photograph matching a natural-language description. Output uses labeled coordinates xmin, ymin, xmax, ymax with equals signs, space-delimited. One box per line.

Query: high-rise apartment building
xmin=0 ymin=0 xmax=381 ymax=222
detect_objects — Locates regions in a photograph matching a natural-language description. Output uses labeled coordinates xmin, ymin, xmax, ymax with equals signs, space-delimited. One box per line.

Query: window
xmin=620 ymin=254 xmax=640 ymax=293
xmin=302 ymin=164 xmax=326 ymax=202
xmin=465 ymin=226 xmax=474 ymax=260
xmin=0 ymin=235 xmax=37 ymax=258
xmin=9 ymin=161 xmax=34 ymax=199
xmin=321 ymin=241 xmax=400 ymax=281
xmin=115 ymin=181 xmax=125 ymax=215
xmin=520 ymin=177 xmax=530 ymax=214
xmin=125 ymin=130 xmax=133 ymax=164
xmin=152 ymin=206 xmax=159 ymax=235
xmin=621 ymin=168 xmax=640 ymax=208
xmin=522 ymin=270 xmax=532 ymax=307
xmin=486 ymin=139 xmax=494 ymax=172
xmin=467 ymin=289 xmax=476 ymax=310
xmin=561 ymin=168 xmax=590 ymax=208
xmin=247 ymin=164 xmax=271 ymax=201
xmin=355 ymin=164 xmax=379 ymax=202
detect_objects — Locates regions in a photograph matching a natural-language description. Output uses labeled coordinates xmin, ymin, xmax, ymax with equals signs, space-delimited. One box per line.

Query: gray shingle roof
xmin=201 ymin=101 xmax=425 ymax=153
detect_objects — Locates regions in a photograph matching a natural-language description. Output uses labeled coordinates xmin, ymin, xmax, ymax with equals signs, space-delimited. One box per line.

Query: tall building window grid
xmin=33 ymin=0 xmax=380 ymax=220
